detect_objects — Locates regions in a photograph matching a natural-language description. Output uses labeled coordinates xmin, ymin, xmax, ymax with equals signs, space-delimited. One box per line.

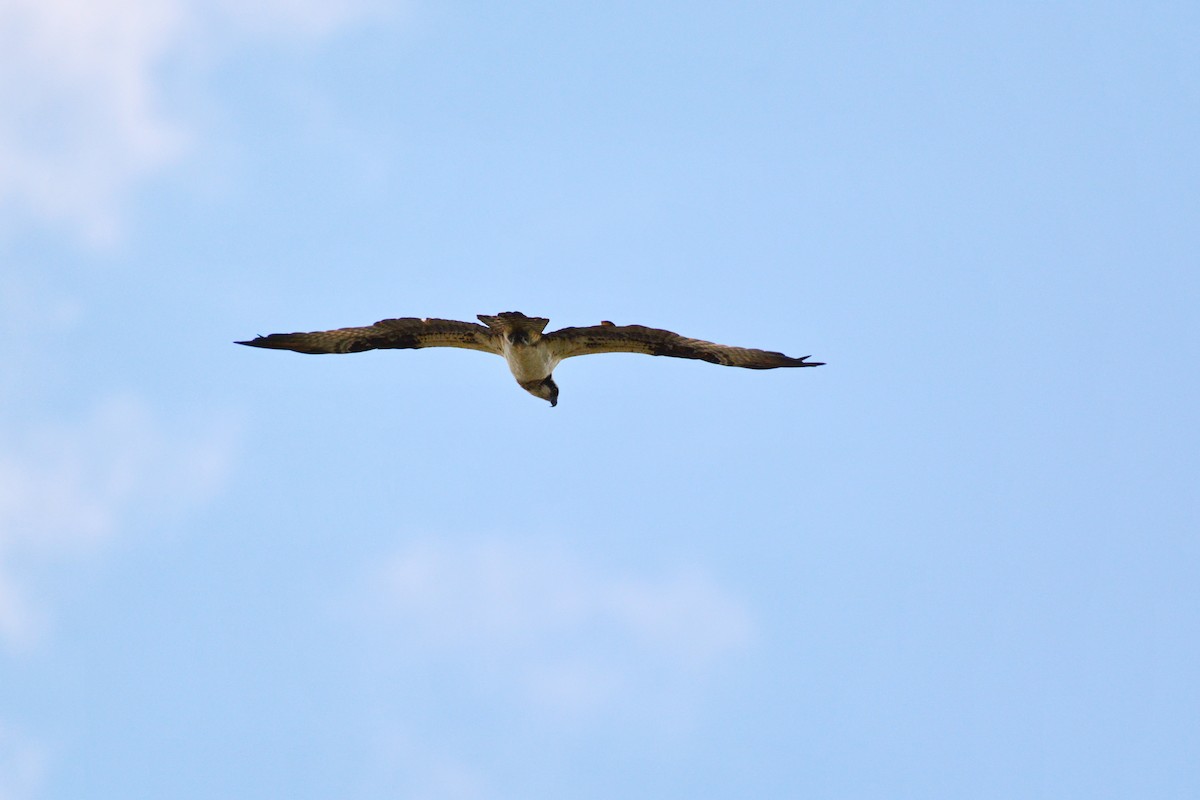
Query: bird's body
xmin=237 ymin=311 xmax=823 ymax=406
xmin=501 ymin=337 xmax=558 ymax=383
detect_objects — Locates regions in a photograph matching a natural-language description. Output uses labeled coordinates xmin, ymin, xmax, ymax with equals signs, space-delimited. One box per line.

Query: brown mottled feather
xmin=543 ymin=324 xmax=823 ymax=369
xmin=236 ymin=317 xmax=498 ymax=355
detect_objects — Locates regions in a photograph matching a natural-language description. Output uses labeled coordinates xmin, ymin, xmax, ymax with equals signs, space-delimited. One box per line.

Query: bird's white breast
xmin=501 ymin=341 xmax=558 ymax=382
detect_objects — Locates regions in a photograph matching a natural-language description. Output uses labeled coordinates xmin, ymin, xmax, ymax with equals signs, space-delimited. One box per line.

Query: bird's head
xmin=522 ymin=376 xmax=558 ymax=407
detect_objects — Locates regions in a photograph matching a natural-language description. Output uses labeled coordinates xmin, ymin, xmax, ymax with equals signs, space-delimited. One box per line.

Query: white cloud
xmin=371 ymin=538 xmax=755 ymax=717
xmin=0 ymin=0 xmax=392 ymax=246
xmin=0 ymin=0 xmax=188 ymax=245
xmin=0 ymin=394 xmax=238 ymax=650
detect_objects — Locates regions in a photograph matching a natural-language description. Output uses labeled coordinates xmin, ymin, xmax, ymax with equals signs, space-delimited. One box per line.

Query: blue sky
xmin=2 ymin=1 xmax=1197 ymax=798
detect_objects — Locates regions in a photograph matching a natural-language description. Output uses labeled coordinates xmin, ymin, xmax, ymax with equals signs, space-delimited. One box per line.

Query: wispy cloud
xmin=0 ymin=395 xmax=238 ymax=650
xmin=0 ymin=0 xmax=391 ymax=246
xmin=370 ymin=538 xmax=755 ymax=718
xmin=0 ymin=0 xmax=188 ymax=245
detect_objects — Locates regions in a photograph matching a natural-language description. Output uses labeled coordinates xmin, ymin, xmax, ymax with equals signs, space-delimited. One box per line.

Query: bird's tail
xmin=477 ymin=312 xmax=550 ymax=338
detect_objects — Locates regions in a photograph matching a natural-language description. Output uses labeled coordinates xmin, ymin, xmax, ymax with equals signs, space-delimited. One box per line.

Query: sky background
xmin=1 ymin=1 xmax=1197 ymax=798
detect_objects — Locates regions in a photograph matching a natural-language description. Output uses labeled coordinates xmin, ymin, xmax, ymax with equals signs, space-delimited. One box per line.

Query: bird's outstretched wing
xmin=236 ymin=317 xmax=499 ymax=355
xmin=542 ymin=324 xmax=823 ymax=369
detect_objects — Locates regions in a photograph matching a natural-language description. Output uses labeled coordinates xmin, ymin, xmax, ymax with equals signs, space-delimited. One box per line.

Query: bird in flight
xmin=236 ymin=311 xmax=823 ymax=406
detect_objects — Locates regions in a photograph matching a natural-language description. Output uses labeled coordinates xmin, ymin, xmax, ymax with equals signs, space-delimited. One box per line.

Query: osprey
xmin=236 ymin=311 xmax=823 ymax=406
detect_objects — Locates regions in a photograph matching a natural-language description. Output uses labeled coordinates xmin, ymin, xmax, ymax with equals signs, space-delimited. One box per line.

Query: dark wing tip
xmin=235 ymin=334 xmax=313 ymax=351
